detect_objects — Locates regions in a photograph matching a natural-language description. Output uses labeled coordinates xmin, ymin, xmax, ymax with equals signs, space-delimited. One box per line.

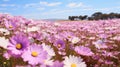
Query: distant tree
xmin=79 ymin=15 xmax=87 ymax=20
xmin=68 ymin=16 xmax=74 ymax=21
xmin=88 ymin=17 xmax=94 ymax=20
xmin=68 ymin=16 xmax=72 ymax=20
xmin=101 ymin=14 xmax=109 ymax=20
xmin=108 ymin=13 xmax=117 ymax=19
xmin=117 ymin=14 xmax=120 ymax=18
xmin=68 ymin=12 xmax=120 ymax=21
xmin=92 ymin=12 xmax=103 ymax=17
xmin=82 ymin=15 xmax=88 ymax=20
xmin=92 ymin=12 xmax=103 ymax=20
xmin=79 ymin=15 xmax=83 ymax=20
xmin=74 ymin=16 xmax=79 ymax=20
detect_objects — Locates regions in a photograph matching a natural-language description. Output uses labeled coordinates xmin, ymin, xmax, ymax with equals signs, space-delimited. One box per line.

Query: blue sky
xmin=0 ymin=0 xmax=120 ymax=19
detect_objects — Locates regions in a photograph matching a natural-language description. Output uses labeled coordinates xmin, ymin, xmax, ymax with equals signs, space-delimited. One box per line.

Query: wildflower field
xmin=0 ymin=13 xmax=120 ymax=67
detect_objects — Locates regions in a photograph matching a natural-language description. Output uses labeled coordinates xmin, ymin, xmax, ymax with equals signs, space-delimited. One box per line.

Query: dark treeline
xmin=68 ymin=12 xmax=120 ymax=21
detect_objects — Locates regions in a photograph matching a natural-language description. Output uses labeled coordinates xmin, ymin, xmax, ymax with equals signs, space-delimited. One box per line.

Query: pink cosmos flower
xmin=75 ymin=46 xmax=94 ymax=56
xmin=4 ymin=19 xmax=17 ymax=30
xmin=54 ymin=39 xmax=65 ymax=50
xmin=7 ymin=34 xmax=29 ymax=56
xmin=93 ymin=40 xmax=107 ymax=49
xmin=21 ymin=44 xmax=48 ymax=65
xmin=50 ymin=61 xmax=64 ymax=67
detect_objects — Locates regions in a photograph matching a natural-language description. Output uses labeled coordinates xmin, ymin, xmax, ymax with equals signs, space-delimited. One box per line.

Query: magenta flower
xmin=97 ymin=34 xmax=108 ymax=39
xmin=75 ymin=46 xmax=94 ymax=56
xmin=50 ymin=61 xmax=64 ymax=67
xmin=62 ymin=31 xmax=74 ymax=40
xmin=3 ymin=51 xmax=11 ymax=60
xmin=93 ymin=40 xmax=107 ymax=49
xmin=29 ymin=32 xmax=43 ymax=41
xmin=54 ymin=39 xmax=65 ymax=50
xmin=21 ymin=44 xmax=48 ymax=65
xmin=7 ymin=34 xmax=29 ymax=56
xmin=4 ymin=19 xmax=17 ymax=30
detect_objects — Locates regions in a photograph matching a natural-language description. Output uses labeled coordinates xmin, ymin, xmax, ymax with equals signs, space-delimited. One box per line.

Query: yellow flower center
xmin=16 ymin=43 xmax=22 ymax=49
xmin=3 ymin=62 xmax=6 ymax=64
xmin=71 ymin=63 xmax=77 ymax=67
xmin=31 ymin=51 xmax=38 ymax=57
xmin=68 ymin=36 xmax=71 ymax=38
xmin=57 ymin=44 xmax=61 ymax=48
xmin=9 ymin=25 xmax=13 ymax=28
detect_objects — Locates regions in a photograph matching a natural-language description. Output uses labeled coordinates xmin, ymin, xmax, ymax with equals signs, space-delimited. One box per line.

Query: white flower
xmin=54 ymin=22 xmax=61 ymax=26
xmin=42 ymin=43 xmax=55 ymax=57
xmin=93 ymin=40 xmax=107 ymax=49
xmin=0 ymin=37 xmax=9 ymax=49
xmin=28 ymin=37 xmax=34 ymax=43
xmin=71 ymin=28 xmax=77 ymax=31
xmin=71 ymin=37 xmax=80 ymax=44
xmin=42 ymin=43 xmax=55 ymax=66
xmin=63 ymin=55 xmax=86 ymax=67
xmin=89 ymin=37 xmax=95 ymax=40
xmin=44 ymin=56 xmax=54 ymax=66
xmin=111 ymin=35 xmax=120 ymax=41
xmin=27 ymin=26 xmax=39 ymax=32
xmin=41 ymin=31 xmax=50 ymax=39
xmin=104 ymin=26 xmax=117 ymax=30
xmin=0 ymin=28 xmax=10 ymax=35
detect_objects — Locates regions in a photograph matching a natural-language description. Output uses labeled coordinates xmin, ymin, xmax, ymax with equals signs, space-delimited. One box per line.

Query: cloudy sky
xmin=0 ymin=0 xmax=120 ymax=19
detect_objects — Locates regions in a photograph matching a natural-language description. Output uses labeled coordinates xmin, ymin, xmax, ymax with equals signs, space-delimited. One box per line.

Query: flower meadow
xmin=0 ymin=13 xmax=120 ymax=67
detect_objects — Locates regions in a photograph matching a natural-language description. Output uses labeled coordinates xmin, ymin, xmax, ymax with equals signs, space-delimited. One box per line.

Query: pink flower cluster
xmin=0 ymin=13 xmax=120 ymax=67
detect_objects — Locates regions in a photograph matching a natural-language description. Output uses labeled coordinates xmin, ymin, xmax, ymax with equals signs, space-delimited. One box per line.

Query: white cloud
xmin=25 ymin=3 xmax=38 ymax=8
xmin=40 ymin=1 xmax=62 ymax=7
xmin=36 ymin=7 xmax=45 ymax=10
xmin=82 ymin=7 xmax=117 ymax=11
xmin=24 ymin=3 xmax=45 ymax=10
xmin=0 ymin=4 xmax=8 ymax=7
xmin=24 ymin=1 xmax=62 ymax=8
xmin=3 ymin=0 xmax=10 ymax=2
xmin=67 ymin=2 xmax=83 ymax=8
xmin=0 ymin=8 xmax=7 ymax=10
xmin=0 ymin=4 xmax=16 ymax=7
xmin=42 ymin=9 xmax=73 ymax=15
